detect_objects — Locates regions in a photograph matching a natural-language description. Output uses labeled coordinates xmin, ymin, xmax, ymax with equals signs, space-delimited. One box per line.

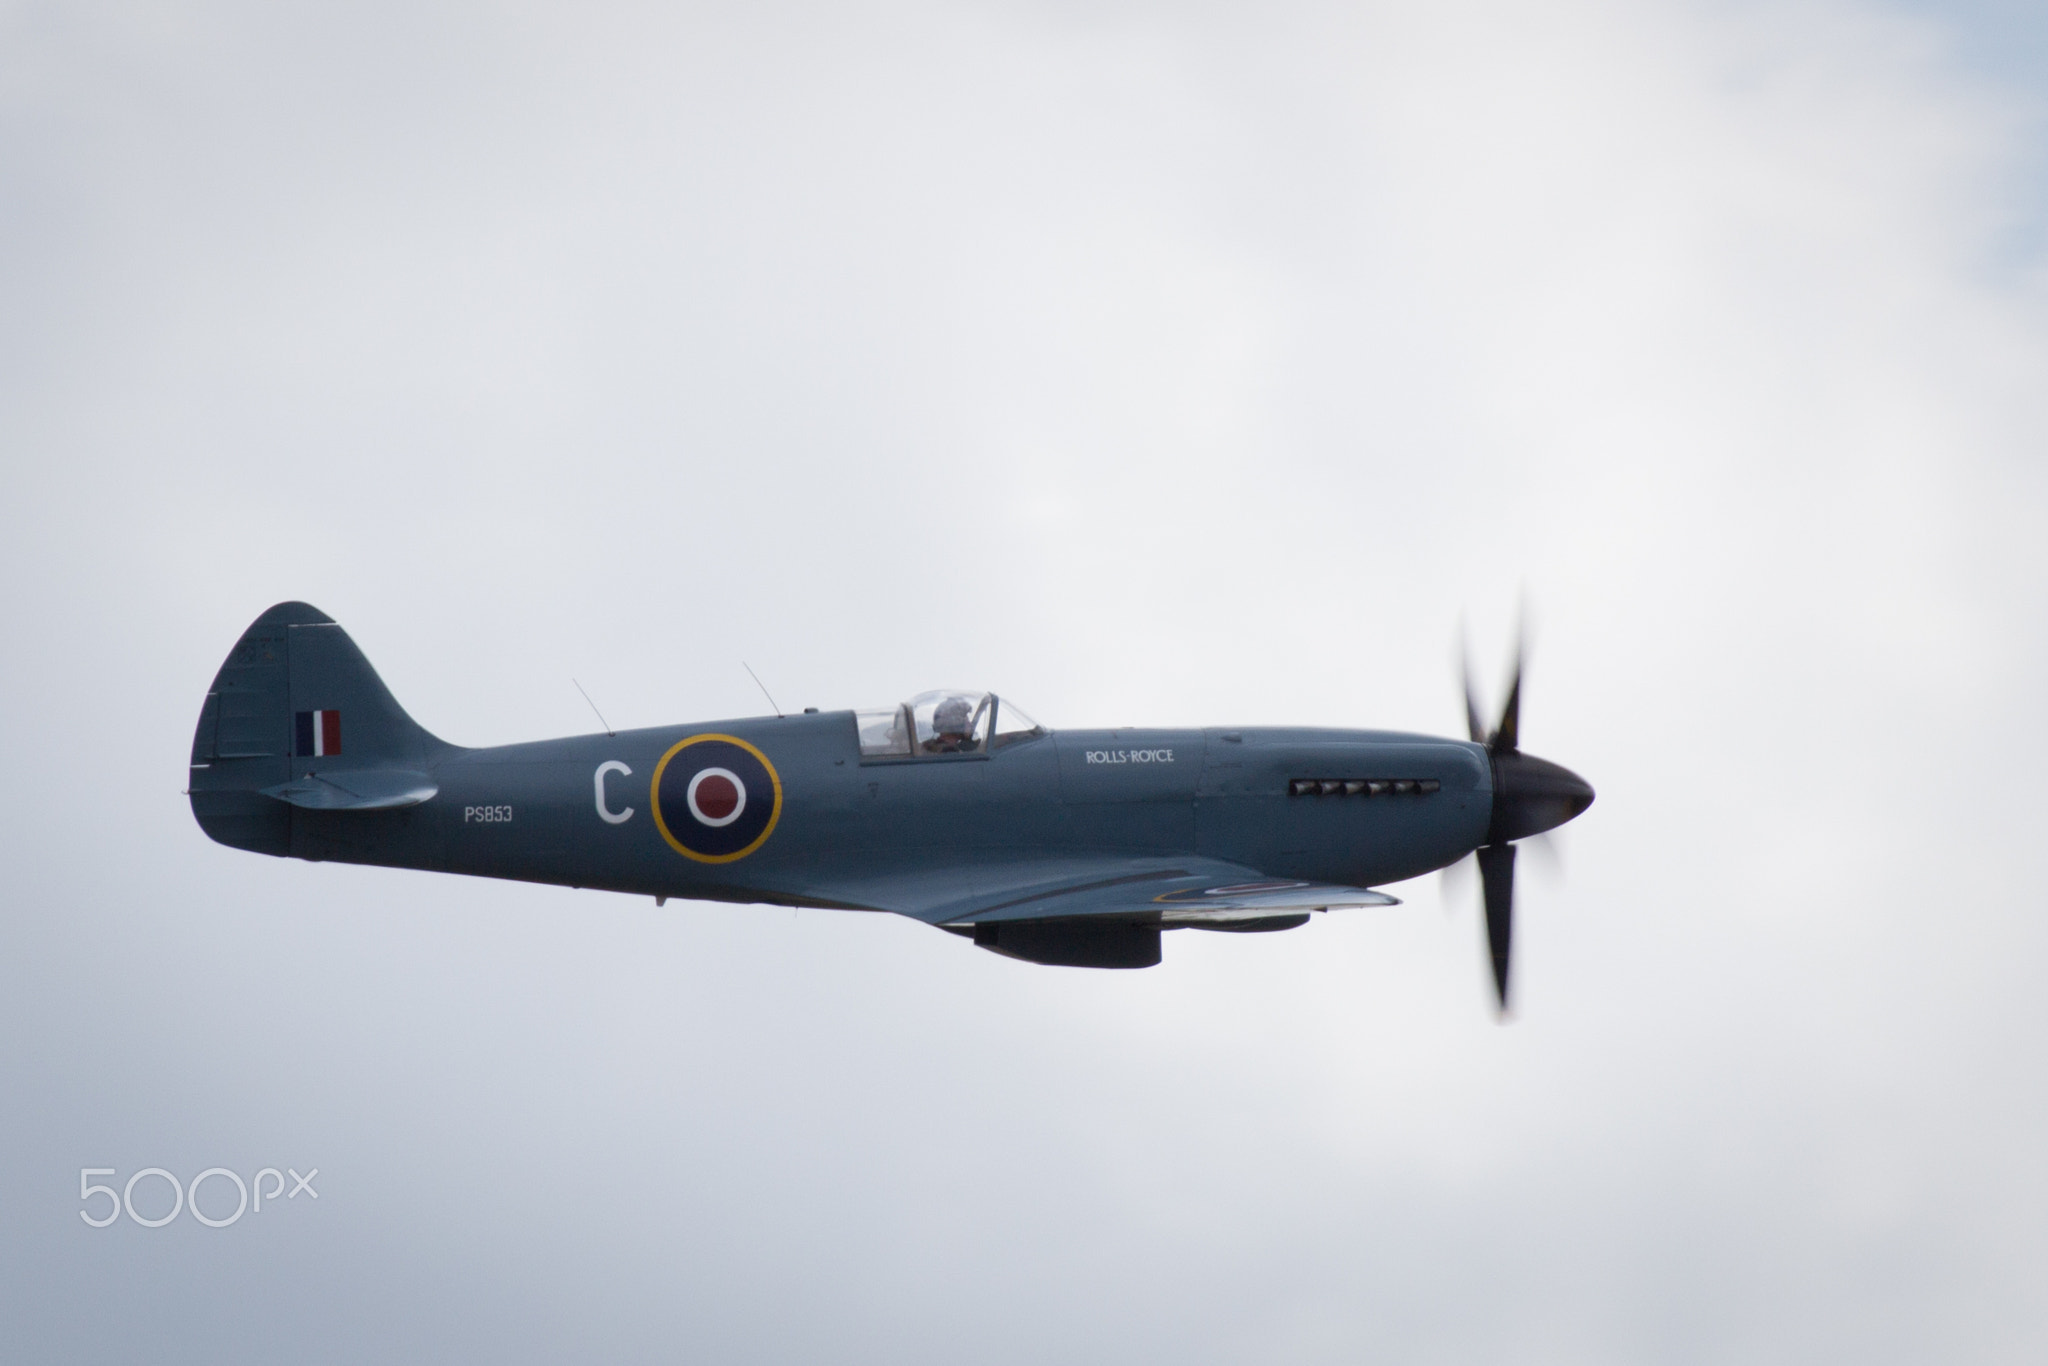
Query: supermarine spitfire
xmin=189 ymin=603 xmax=1593 ymax=1012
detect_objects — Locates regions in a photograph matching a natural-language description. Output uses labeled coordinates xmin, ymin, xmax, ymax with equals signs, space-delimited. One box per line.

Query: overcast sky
xmin=4 ymin=1 xmax=2046 ymax=1361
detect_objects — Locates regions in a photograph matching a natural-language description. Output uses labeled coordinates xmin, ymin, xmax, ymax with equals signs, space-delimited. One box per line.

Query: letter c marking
xmin=595 ymin=760 xmax=635 ymax=824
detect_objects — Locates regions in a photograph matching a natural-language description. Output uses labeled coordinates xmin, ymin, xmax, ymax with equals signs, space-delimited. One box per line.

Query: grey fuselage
xmin=266 ymin=714 xmax=1493 ymax=917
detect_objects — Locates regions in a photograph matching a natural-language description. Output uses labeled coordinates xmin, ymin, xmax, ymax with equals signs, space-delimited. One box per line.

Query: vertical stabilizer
xmin=189 ymin=603 xmax=445 ymax=854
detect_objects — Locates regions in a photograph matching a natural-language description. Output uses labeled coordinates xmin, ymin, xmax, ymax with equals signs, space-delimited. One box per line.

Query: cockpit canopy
xmin=856 ymin=690 xmax=1046 ymax=758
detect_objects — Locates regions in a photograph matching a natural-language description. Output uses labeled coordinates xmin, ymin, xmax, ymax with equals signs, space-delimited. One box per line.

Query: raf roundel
xmin=651 ymin=735 xmax=782 ymax=863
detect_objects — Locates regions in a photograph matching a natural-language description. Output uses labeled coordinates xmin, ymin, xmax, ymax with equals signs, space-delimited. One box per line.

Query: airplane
xmin=187 ymin=602 xmax=1593 ymax=1012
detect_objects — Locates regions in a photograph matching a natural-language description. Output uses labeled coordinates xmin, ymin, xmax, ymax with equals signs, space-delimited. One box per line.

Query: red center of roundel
xmin=693 ymin=773 xmax=740 ymax=821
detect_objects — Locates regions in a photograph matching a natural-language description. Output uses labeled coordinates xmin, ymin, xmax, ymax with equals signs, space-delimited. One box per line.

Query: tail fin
xmin=188 ymin=603 xmax=446 ymax=855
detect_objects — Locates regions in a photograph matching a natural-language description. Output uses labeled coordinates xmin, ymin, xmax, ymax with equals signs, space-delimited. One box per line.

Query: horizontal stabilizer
xmin=260 ymin=770 xmax=437 ymax=811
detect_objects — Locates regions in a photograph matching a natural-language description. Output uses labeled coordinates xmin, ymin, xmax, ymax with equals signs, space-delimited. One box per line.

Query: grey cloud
xmin=3 ymin=1 xmax=2046 ymax=1361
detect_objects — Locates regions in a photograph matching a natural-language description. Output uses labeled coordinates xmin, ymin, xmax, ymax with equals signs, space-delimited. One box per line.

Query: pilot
xmin=925 ymin=694 xmax=977 ymax=753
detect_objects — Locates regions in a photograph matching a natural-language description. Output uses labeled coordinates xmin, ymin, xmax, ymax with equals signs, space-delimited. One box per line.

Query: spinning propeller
xmin=1461 ymin=634 xmax=1595 ymax=1017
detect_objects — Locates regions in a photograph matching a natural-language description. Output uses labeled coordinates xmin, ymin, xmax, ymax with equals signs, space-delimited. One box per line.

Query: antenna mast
xmin=572 ymin=679 xmax=615 ymax=737
xmin=742 ymin=662 xmax=783 ymax=717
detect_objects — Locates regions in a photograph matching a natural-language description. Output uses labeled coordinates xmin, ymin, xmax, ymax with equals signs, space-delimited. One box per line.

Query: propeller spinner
xmin=1462 ymin=637 xmax=1595 ymax=1015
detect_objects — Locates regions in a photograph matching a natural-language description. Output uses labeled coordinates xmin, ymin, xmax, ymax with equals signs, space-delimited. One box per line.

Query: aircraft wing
xmin=802 ymin=856 xmax=1398 ymax=930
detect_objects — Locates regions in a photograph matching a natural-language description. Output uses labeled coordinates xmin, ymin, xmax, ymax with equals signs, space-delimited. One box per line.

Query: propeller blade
xmin=1461 ymin=642 xmax=1487 ymax=745
xmin=1521 ymin=828 xmax=1563 ymax=879
xmin=1490 ymin=634 xmax=1523 ymax=755
xmin=1476 ymin=842 xmax=1516 ymax=1014
xmin=1440 ymin=848 xmax=1474 ymax=911
xmin=1452 ymin=611 xmax=1590 ymax=1017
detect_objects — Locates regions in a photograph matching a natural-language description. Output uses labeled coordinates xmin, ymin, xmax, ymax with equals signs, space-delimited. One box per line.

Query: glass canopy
xmin=856 ymin=692 xmax=1045 ymax=758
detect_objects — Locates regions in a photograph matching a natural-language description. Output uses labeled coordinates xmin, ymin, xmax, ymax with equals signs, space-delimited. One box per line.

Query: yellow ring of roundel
xmin=649 ymin=733 xmax=784 ymax=864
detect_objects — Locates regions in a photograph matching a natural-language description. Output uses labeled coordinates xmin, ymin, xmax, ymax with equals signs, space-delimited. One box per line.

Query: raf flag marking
xmin=295 ymin=710 xmax=341 ymax=758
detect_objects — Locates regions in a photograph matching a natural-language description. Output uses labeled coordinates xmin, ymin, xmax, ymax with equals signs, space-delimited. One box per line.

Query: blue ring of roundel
xmin=656 ymin=739 xmax=776 ymax=858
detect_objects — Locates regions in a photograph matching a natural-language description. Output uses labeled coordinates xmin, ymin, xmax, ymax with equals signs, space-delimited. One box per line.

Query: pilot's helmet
xmin=934 ymin=694 xmax=974 ymax=736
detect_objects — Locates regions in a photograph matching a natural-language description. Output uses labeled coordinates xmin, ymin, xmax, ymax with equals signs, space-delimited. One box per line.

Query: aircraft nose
xmin=1487 ymin=751 xmax=1595 ymax=844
